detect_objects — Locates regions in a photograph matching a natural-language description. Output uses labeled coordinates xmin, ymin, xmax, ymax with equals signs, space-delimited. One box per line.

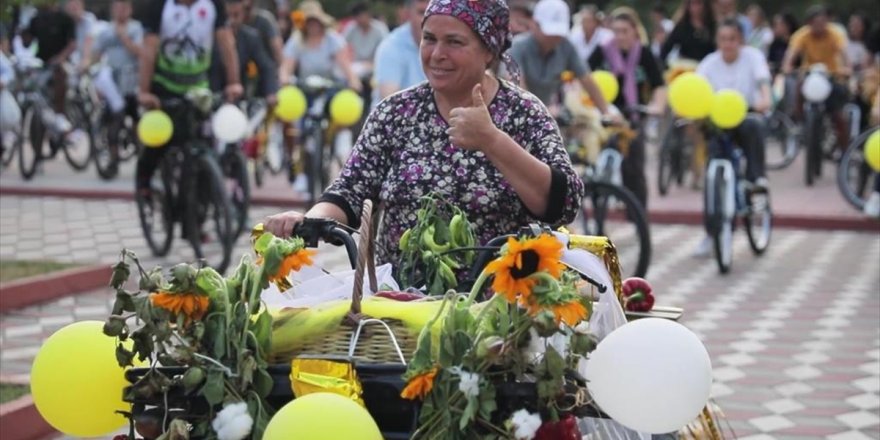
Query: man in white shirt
xmin=697 ymin=18 xmax=770 ymax=186
xmin=568 ymin=5 xmax=613 ymax=63
xmin=372 ymin=0 xmax=429 ymax=102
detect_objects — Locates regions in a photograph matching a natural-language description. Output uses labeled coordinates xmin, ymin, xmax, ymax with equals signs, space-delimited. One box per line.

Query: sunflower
xmin=150 ymin=291 xmax=210 ymax=322
xmin=484 ymin=234 xmax=564 ymax=304
xmin=526 ymin=298 xmax=589 ymax=326
xmin=400 ymin=367 xmax=439 ymax=400
xmin=263 ymin=248 xmax=316 ymax=283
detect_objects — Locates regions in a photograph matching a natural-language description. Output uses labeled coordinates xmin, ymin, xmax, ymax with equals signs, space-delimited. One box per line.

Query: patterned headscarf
xmin=423 ymin=0 xmax=521 ymax=83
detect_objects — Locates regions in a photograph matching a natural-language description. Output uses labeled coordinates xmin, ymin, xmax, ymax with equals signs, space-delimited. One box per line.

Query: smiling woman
xmin=264 ymin=0 xmax=584 ymax=275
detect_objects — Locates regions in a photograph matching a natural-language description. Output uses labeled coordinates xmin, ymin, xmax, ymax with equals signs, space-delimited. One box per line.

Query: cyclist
xmin=714 ymin=0 xmax=751 ymax=39
xmin=20 ymin=1 xmax=76 ymax=134
xmin=569 ymin=5 xmax=613 ymax=63
xmin=241 ymin=0 xmax=283 ymax=65
xmin=343 ymin=2 xmax=388 ymax=109
xmin=372 ymin=0 xmax=430 ymax=101
xmin=279 ymin=1 xmax=359 ymax=90
xmin=91 ymin=0 xmax=143 ymax=166
xmin=588 ymin=10 xmax=666 ymax=208
xmin=661 ymin=0 xmax=716 ymax=65
xmin=693 ymin=18 xmax=771 ymax=257
xmin=508 ymin=0 xmax=611 ymax=116
xmin=65 ymin=0 xmax=97 ymax=74
xmin=210 ymin=0 xmax=278 ymax=104
xmin=136 ymin=0 xmax=243 ymax=198
xmin=781 ymin=4 xmax=852 ymax=155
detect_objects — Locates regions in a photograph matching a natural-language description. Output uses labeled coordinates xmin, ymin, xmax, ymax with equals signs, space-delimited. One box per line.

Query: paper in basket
xmin=290 ymin=357 xmax=366 ymax=407
xmin=261 ymin=263 xmax=399 ymax=310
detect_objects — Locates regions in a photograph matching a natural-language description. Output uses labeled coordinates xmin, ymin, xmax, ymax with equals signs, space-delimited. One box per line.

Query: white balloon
xmin=801 ymin=73 xmax=832 ymax=103
xmin=585 ymin=318 xmax=712 ymax=434
xmin=211 ymin=104 xmax=248 ymax=143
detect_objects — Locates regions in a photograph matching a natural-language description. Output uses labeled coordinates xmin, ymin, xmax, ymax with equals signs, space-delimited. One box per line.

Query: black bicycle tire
xmin=186 ymin=153 xmax=234 ymax=273
xmin=93 ymin=113 xmax=120 ymax=180
xmin=805 ymin=109 xmax=822 ymax=186
xmin=837 ymin=127 xmax=879 ymax=210
xmin=62 ymin=98 xmax=94 ymax=171
xmin=253 ymin=151 xmax=265 ymax=188
xmin=581 ymin=181 xmax=652 ymax=278
xmin=118 ymin=118 xmax=141 ymax=161
xmin=137 ymin=156 xmax=175 ymax=257
xmin=765 ymin=111 xmax=799 ymax=171
xmin=710 ymin=169 xmax=732 ymax=274
xmin=657 ymin=125 xmax=678 ymax=196
xmin=306 ymin=126 xmax=324 ymax=206
xmin=19 ymin=104 xmax=42 ymax=180
xmin=221 ymin=146 xmax=251 ymax=239
xmin=744 ymin=190 xmax=772 ymax=255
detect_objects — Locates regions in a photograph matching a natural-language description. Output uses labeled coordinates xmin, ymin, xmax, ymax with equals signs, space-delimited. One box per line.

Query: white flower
xmin=510 ymin=409 xmax=542 ymax=440
xmin=457 ymin=371 xmax=481 ymax=398
xmin=212 ymin=402 xmax=253 ymax=440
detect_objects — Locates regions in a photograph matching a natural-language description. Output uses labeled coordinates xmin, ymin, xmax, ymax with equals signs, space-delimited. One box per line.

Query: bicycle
xmin=13 ymin=61 xmax=94 ymax=180
xmin=241 ymin=99 xmax=287 ymax=188
xmin=296 ymin=75 xmax=349 ymax=205
xmin=136 ymin=90 xmax=236 ymax=273
xmin=558 ymin=111 xmax=652 ymax=279
xmin=837 ymin=126 xmax=879 ymax=211
xmin=217 ymin=113 xmax=252 ymax=240
xmin=657 ymin=115 xmax=697 ymax=196
xmin=703 ymin=125 xmax=772 ymax=274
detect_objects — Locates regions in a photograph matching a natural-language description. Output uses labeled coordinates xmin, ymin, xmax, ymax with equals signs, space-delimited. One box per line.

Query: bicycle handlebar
xmin=291 ymin=218 xmax=358 ymax=269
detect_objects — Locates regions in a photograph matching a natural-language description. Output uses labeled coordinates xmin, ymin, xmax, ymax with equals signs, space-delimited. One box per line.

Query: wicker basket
xmin=278 ymin=200 xmax=419 ymax=365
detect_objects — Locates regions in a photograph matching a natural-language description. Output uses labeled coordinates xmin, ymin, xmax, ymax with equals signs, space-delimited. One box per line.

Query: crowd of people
xmin=1 ymin=0 xmax=879 ymax=247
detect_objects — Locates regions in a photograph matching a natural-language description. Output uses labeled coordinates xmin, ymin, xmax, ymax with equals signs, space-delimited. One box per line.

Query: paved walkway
xmin=1 ymin=192 xmax=878 ymax=438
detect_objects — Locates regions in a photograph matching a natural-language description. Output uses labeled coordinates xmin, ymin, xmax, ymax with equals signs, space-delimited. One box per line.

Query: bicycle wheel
xmin=657 ymin=125 xmax=680 ymax=196
xmin=19 ymin=104 xmax=43 ymax=180
xmin=118 ymin=116 xmax=141 ymax=161
xmin=220 ymin=145 xmax=251 ymax=239
xmin=1 ymin=121 xmax=19 ymax=169
xmin=804 ymin=108 xmax=823 ymax=186
xmin=305 ymin=126 xmax=325 ymax=205
xmin=265 ymin=121 xmax=286 ymax=175
xmin=765 ymin=110 xmax=799 ymax=170
xmin=93 ymin=112 xmax=120 ymax=180
xmin=136 ymin=155 xmax=175 ymax=257
xmin=186 ymin=153 xmax=234 ymax=273
xmin=744 ymin=189 xmax=772 ymax=255
xmin=580 ymin=181 xmax=651 ymax=278
xmin=706 ymin=168 xmax=733 ymax=274
xmin=837 ymin=127 xmax=879 ymax=210
xmin=62 ymin=98 xmax=94 ymax=171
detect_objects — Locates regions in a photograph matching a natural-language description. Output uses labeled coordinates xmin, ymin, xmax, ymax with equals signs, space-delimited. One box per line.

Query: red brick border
xmin=0 ymin=185 xmax=309 ymax=208
xmin=0 ymin=265 xmax=112 ymax=313
xmin=0 ymin=395 xmax=56 ymax=440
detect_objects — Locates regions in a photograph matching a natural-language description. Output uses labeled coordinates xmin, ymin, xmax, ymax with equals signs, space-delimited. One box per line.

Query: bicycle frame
xmin=704 ymin=134 xmax=740 ymax=230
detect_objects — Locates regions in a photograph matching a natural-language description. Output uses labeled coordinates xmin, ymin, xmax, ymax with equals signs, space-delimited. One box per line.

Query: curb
xmin=0 ymin=265 xmax=112 ymax=313
xmin=649 ymin=210 xmax=880 ymax=233
xmin=0 ymin=395 xmax=56 ymax=440
xmin=0 ymin=185 xmax=309 ymax=209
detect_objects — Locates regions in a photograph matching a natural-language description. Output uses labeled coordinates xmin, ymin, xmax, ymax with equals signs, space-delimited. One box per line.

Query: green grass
xmin=0 ymin=260 xmax=80 ymax=283
xmin=0 ymin=383 xmax=29 ymax=404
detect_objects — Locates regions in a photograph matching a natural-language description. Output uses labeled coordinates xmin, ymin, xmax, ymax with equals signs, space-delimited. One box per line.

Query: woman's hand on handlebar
xmin=264 ymin=210 xmax=306 ymax=238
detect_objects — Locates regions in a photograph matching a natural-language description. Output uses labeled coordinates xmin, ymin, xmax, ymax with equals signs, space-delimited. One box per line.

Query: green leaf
xmin=240 ymin=353 xmax=257 ymax=387
xmin=250 ymin=310 xmax=273 ymax=359
xmin=110 ymin=261 xmax=131 ymax=289
xmin=115 ymin=343 xmax=135 ymax=367
xmin=182 ymin=367 xmax=206 ymax=394
xmin=459 ymin=395 xmax=478 ymax=431
xmin=131 ymin=329 xmax=154 ymax=363
xmin=206 ymin=315 xmax=227 ymax=360
xmin=545 ymin=345 xmax=566 ymax=378
xmin=254 ymin=368 xmax=274 ymax=398
xmin=202 ymin=370 xmax=225 ymax=406
xmin=253 ymin=233 xmax=274 ymax=255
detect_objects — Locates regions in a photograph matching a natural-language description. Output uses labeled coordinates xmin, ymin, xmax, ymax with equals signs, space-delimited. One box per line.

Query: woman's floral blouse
xmin=320 ymin=80 xmax=584 ymax=265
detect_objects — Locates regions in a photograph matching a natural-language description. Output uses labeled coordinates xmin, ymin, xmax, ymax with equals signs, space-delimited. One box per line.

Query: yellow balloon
xmin=31 ymin=321 xmax=137 ymax=437
xmin=668 ymin=73 xmax=714 ymax=119
xmin=709 ymin=89 xmax=748 ymax=129
xmin=591 ymin=70 xmax=619 ymax=103
xmin=865 ymin=129 xmax=880 ymax=172
xmin=329 ymin=89 xmax=364 ymax=127
xmin=137 ymin=110 xmax=173 ymax=148
xmin=264 ymin=392 xmax=382 ymax=440
xmin=276 ymin=85 xmax=307 ymax=122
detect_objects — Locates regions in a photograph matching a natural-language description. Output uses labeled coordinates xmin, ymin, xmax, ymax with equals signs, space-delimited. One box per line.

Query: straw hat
xmin=298 ymin=0 xmax=334 ymax=27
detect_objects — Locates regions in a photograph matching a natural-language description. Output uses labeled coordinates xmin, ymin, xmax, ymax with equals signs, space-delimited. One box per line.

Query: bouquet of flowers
xmin=401 ymin=233 xmax=598 ymax=439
